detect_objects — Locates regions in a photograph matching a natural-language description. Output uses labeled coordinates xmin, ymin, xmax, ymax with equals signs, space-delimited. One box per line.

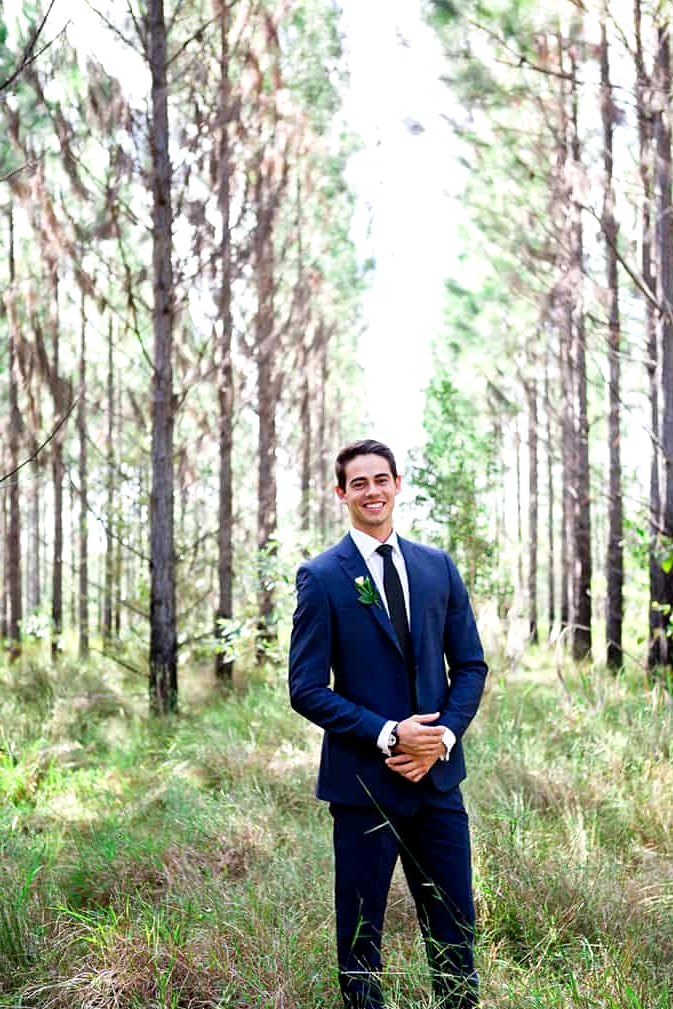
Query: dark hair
xmin=335 ymin=439 xmax=398 ymax=491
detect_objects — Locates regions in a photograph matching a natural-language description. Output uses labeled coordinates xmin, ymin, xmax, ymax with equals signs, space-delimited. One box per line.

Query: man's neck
xmin=351 ymin=523 xmax=393 ymax=544
xmin=350 ymin=525 xmax=396 ymax=550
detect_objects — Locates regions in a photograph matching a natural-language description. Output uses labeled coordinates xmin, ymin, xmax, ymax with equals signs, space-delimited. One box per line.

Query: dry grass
xmin=0 ymin=650 xmax=671 ymax=1008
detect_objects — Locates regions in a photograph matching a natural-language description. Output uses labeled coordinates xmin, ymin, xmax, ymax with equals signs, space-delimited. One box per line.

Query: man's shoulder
xmin=300 ymin=535 xmax=352 ymax=574
xmin=398 ymin=535 xmax=449 ymax=564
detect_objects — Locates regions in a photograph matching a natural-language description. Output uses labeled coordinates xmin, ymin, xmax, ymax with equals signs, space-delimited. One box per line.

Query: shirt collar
xmin=349 ymin=526 xmax=400 ymax=562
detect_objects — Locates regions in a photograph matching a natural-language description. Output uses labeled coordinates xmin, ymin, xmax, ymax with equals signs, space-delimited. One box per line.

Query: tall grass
xmin=0 ymin=649 xmax=670 ymax=1007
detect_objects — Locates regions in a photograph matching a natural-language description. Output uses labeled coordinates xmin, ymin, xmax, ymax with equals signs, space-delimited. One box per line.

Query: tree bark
xmin=78 ymin=291 xmax=89 ymax=658
xmin=50 ymin=263 xmax=63 ymax=661
xmin=569 ymin=38 xmax=592 ymax=662
xmin=545 ymin=348 xmax=555 ymax=637
xmin=297 ymin=190 xmax=311 ymax=537
xmin=635 ymin=0 xmax=665 ymax=669
xmin=555 ymin=26 xmax=572 ymax=642
xmin=515 ymin=417 xmax=523 ymax=596
xmin=148 ymin=0 xmax=177 ymax=713
xmin=560 ymin=306 xmax=573 ymax=636
xmin=299 ymin=355 xmax=311 ymax=534
xmin=256 ymin=216 xmax=278 ymax=659
xmin=69 ymin=476 xmax=76 ymax=629
xmin=7 ymin=205 xmax=22 ymax=660
xmin=29 ymin=463 xmax=41 ymax=613
xmin=1 ymin=490 xmax=7 ymax=643
xmin=601 ymin=7 xmax=623 ymax=670
xmin=114 ymin=367 xmax=123 ymax=640
xmin=104 ymin=318 xmax=114 ymax=647
xmin=215 ymin=1 xmax=234 ymax=681
xmin=654 ymin=16 xmax=673 ymax=670
xmin=526 ymin=379 xmax=539 ymax=644
xmin=316 ymin=318 xmax=328 ymax=542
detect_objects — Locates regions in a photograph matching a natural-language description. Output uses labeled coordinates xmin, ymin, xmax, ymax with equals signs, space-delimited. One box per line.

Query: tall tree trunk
xmin=1 ymin=490 xmax=7 ymax=643
xmin=7 ymin=205 xmax=22 ymax=660
xmin=545 ymin=347 xmax=555 ymax=637
xmin=29 ymin=463 xmax=41 ymax=612
xmin=601 ymin=7 xmax=623 ymax=670
xmin=104 ymin=318 xmax=114 ymax=647
xmin=50 ymin=263 xmax=63 ymax=661
xmin=215 ymin=1 xmax=234 ymax=681
xmin=114 ymin=364 xmax=123 ymax=639
xmin=69 ymin=477 xmax=77 ymax=629
xmin=148 ymin=0 xmax=177 ymax=714
xmin=299 ymin=356 xmax=311 ymax=534
xmin=654 ymin=16 xmax=673 ymax=670
xmin=316 ymin=318 xmax=328 ymax=542
xmin=555 ymin=26 xmax=573 ymax=642
xmin=78 ymin=292 xmax=89 ymax=658
xmin=114 ymin=501 xmax=123 ymax=638
xmin=256 ymin=235 xmax=278 ymax=659
xmin=515 ymin=417 xmax=523 ymax=596
xmin=569 ymin=38 xmax=592 ymax=662
xmin=635 ymin=0 xmax=665 ymax=669
xmin=560 ymin=308 xmax=573 ymax=635
xmin=296 ymin=176 xmax=311 ymax=537
xmin=526 ymin=379 xmax=539 ymax=644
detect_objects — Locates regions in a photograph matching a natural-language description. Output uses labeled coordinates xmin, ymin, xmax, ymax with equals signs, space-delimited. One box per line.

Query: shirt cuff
xmin=377 ymin=720 xmax=398 ymax=756
xmin=440 ymin=727 xmax=456 ymax=761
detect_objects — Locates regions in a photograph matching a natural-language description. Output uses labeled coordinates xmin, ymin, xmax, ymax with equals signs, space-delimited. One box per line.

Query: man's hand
xmin=386 ymin=750 xmax=442 ymax=782
xmin=395 ymin=712 xmax=445 ymax=755
xmin=386 ymin=712 xmax=446 ymax=782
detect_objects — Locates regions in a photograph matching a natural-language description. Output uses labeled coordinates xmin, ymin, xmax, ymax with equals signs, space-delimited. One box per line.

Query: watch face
xmin=388 ymin=732 xmax=398 ymax=748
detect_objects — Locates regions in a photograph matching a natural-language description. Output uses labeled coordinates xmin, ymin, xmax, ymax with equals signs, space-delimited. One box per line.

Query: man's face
xmin=335 ymin=453 xmax=401 ymax=540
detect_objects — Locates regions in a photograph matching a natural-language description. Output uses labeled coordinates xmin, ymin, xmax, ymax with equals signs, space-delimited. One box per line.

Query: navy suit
xmin=289 ymin=532 xmax=487 ymax=1008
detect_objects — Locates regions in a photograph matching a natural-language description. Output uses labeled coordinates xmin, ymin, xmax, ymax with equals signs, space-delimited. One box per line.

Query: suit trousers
xmin=330 ymin=786 xmax=478 ymax=1009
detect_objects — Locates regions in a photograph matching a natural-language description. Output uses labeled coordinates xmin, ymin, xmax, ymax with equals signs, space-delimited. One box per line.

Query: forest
xmin=0 ymin=1 xmax=672 ymax=1007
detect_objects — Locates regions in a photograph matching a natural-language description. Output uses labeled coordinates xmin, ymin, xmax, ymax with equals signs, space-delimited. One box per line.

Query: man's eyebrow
xmin=348 ymin=471 xmax=391 ymax=485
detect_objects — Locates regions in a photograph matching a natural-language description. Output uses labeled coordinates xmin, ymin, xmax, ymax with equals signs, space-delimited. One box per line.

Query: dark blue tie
xmin=377 ymin=544 xmax=416 ymax=706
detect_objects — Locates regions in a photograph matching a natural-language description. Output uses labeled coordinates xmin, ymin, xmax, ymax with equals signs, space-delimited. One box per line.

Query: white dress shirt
xmin=348 ymin=527 xmax=455 ymax=761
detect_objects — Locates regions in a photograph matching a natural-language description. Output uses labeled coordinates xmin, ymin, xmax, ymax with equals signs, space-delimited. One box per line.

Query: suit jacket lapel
xmin=336 ymin=534 xmax=402 ymax=656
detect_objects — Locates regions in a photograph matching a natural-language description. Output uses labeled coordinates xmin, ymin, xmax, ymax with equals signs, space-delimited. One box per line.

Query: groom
xmin=289 ymin=439 xmax=487 ymax=1009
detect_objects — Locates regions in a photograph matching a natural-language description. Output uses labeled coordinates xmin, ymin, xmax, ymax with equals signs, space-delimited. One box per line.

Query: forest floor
xmin=0 ymin=645 xmax=672 ymax=1008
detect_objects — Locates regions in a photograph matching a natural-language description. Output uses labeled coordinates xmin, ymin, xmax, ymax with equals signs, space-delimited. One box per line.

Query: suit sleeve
xmin=288 ymin=565 xmax=387 ymax=744
xmin=437 ymin=553 xmax=488 ymax=740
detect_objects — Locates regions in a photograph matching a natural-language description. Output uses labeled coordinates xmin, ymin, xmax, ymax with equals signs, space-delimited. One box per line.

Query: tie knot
xmin=376 ymin=544 xmax=393 ymax=559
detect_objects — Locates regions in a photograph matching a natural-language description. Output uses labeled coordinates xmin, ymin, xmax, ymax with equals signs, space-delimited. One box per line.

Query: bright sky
xmin=338 ymin=0 xmax=459 ymax=469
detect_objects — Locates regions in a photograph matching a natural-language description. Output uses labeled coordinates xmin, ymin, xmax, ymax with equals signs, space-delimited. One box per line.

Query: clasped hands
xmin=386 ymin=712 xmax=446 ymax=783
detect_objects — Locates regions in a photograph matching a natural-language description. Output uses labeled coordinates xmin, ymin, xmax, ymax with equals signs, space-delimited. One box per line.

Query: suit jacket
xmin=289 ymin=532 xmax=488 ymax=813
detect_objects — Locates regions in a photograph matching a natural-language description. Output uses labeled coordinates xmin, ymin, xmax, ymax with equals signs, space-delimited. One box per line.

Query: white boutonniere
xmin=355 ymin=575 xmax=382 ymax=608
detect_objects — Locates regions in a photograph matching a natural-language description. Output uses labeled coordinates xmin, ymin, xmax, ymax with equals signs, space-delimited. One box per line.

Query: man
xmin=289 ymin=439 xmax=487 ymax=1009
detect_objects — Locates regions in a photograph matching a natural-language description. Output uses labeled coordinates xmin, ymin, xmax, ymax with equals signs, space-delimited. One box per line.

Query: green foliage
xmin=428 ymin=0 xmax=458 ymax=25
xmin=283 ymin=0 xmax=344 ymax=135
xmin=410 ymin=374 xmax=495 ymax=597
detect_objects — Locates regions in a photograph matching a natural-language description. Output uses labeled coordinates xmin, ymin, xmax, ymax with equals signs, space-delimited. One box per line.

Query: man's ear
xmin=335 ymin=484 xmax=346 ymax=502
xmin=394 ymin=476 xmax=402 ymax=495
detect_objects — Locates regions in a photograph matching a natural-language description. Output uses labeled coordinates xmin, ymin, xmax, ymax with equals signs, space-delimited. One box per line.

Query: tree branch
xmin=0 ymin=398 xmax=77 ymax=487
xmin=0 ymin=0 xmax=64 ymax=95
